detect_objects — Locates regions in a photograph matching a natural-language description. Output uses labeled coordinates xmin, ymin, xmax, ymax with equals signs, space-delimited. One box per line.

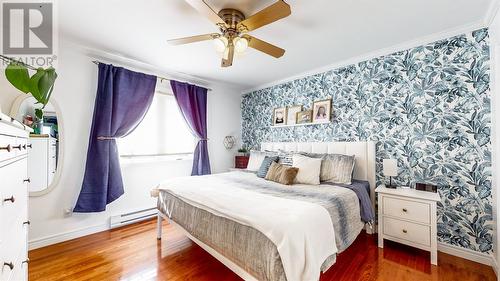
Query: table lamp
xmin=383 ymin=159 xmax=398 ymax=188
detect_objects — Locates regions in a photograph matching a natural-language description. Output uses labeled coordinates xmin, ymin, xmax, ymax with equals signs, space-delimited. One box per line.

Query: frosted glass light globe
xmin=213 ymin=37 xmax=228 ymax=53
xmin=233 ymin=37 xmax=248 ymax=53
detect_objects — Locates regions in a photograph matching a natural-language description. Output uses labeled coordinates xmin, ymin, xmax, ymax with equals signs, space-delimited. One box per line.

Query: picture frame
xmin=286 ymin=105 xmax=302 ymax=125
xmin=312 ymin=98 xmax=332 ymax=123
xmin=296 ymin=110 xmax=312 ymax=124
xmin=272 ymin=107 xmax=287 ymax=126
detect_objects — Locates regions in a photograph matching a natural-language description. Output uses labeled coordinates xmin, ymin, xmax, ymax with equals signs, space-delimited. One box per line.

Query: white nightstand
xmin=376 ymin=185 xmax=441 ymax=265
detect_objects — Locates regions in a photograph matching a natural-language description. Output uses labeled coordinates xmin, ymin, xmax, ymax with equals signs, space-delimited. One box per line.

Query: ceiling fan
xmin=168 ymin=0 xmax=291 ymax=67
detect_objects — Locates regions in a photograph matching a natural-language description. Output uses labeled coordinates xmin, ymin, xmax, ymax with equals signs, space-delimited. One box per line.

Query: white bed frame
xmin=156 ymin=141 xmax=376 ymax=281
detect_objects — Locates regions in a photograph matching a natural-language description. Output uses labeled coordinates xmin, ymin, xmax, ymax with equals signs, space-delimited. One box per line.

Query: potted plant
xmin=237 ymin=147 xmax=249 ymax=156
xmin=1 ymin=55 xmax=57 ymax=121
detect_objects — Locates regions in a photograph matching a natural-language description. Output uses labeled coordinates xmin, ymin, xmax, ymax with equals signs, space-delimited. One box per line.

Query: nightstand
xmin=376 ymin=185 xmax=441 ymax=265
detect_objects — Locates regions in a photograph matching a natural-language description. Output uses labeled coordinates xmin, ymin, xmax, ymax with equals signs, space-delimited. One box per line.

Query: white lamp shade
xmin=383 ymin=159 xmax=398 ymax=177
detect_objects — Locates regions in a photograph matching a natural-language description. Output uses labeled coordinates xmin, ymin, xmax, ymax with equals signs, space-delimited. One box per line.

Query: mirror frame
xmin=10 ymin=94 xmax=64 ymax=197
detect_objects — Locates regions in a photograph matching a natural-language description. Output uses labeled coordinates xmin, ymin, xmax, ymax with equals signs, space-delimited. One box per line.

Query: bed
xmin=154 ymin=141 xmax=376 ymax=281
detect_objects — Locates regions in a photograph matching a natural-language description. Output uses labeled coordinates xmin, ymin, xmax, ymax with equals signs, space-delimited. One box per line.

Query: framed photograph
xmin=296 ymin=110 xmax=312 ymax=124
xmin=286 ymin=105 xmax=302 ymax=125
xmin=273 ymin=107 xmax=287 ymax=126
xmin=312 ymin=98 xmax=332 ymax=123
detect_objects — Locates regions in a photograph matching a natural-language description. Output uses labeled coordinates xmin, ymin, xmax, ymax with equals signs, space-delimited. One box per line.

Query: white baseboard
xmin=492 ymin=255 xmax=498 ymax=276
xmin=29 ymin=223 xmax=109 ymax=250
xmin=438 ymin=242 xmax=494 ymax=266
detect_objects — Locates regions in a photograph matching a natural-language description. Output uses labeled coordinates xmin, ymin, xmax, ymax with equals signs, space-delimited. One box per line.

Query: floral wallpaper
xmin=241 ymin=29 xmax=492 ymax=253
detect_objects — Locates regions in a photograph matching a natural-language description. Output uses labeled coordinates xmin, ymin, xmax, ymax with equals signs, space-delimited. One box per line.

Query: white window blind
xmin=118 ymin=93 xmax=196 ymax=157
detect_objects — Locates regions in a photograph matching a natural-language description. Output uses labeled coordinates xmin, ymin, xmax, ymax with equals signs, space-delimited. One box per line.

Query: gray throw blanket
xmin=325 ymin=180 xmax=375 ymax=223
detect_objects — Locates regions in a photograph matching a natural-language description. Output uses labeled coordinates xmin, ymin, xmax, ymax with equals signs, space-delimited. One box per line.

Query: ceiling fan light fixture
xmin=233 ymin=37 xmax=248 ymax=53
xmin=213 ymin=36 xmax=228 ymax=53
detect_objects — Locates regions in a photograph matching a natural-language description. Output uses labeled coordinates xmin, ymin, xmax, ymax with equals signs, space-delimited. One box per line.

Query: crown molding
xmin=242 ymin=20 xmax=487 ymax=94
xmin=484 ymin=0 xmax=500 ymax=26
xmin=59 ymin=36 xmax=245 ymax=91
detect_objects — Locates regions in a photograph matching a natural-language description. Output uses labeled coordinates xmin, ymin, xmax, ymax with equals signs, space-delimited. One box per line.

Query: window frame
xmin=118 ymin=90 xmax=196 ymax=160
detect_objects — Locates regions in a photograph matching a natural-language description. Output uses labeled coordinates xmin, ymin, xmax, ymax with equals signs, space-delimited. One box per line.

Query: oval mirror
xmin=10 ymin=95 xmax=63 ymax=196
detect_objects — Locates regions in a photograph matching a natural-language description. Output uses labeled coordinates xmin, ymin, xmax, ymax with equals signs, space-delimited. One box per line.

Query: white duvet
xmin=157 ymin=173 xmax=337 ymax=281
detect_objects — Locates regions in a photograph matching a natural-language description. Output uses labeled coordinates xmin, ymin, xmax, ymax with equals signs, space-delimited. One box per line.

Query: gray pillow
xmin=301 ymin=152 xmax=355 ymax=184
xmin=257 ymin=156 xmax=279 ymax=178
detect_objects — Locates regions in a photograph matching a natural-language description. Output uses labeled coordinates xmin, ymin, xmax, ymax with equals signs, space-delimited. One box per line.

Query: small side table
xmin=376 ymin=185 xmax=441 ymax=265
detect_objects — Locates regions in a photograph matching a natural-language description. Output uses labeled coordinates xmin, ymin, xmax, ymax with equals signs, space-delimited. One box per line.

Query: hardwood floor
xmin=29 ymin=219 xmax=496 ymax=281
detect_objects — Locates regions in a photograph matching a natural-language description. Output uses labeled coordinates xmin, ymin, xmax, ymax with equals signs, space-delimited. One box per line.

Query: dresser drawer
xmin=0 ymin=217 xmax=27 ymax=281
xmin=383 ymin=196 xmax=430 ymax=224
xmin=0 ymin=158 xmax=28 ymax=229
xmin=0 ymin=135 xmax=18 ymax=163
xmin=383 ymin=217 xmax=430 ymax=247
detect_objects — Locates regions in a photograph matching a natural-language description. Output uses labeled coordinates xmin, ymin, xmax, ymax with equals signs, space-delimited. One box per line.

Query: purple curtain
xmin=74 ymin=63 xmax=157 ymax=212
xmin=170 ymin=80 xmax=211 ymax=175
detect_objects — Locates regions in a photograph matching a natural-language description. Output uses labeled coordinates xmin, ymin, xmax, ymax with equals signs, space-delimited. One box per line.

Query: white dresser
xmin=0 ymin=113 xmax=31 ymax=281
xmin=28 ymin=135 xmax=57 ymax=193
xmin=376 ymin=185 xmax=441 ymax=265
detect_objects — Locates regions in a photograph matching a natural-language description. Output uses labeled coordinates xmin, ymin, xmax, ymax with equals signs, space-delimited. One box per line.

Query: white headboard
xmin=261 ymin=141 xmax=376 ymax=210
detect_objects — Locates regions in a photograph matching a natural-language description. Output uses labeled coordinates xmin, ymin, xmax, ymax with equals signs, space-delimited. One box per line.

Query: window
xmin=118 ymin=92 xmax=196 ymax=157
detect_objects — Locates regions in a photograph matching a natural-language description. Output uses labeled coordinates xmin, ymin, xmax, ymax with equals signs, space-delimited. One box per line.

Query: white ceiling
xmin=60 ymin=0 xmax=495 ymax=90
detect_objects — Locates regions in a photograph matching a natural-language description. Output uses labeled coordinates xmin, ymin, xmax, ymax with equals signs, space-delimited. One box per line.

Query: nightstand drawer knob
xmin=402 ymin=208 xmax=407 ymax=212
xmin=402 ymin=229 xmax=408 ymax=234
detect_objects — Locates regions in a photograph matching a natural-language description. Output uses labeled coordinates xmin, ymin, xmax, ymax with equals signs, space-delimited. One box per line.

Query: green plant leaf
xmin=35 ymin=108 xmax=43 ymax=119
xmin=42 ymin=67 xmax=57 ymax=104
xmin=30 ymin=67 xmax=57 ymax=105
xmin=5 ymin=62 xmax=31 ymax=93
xmin=28 ymin=68 xmax=46 ymax=104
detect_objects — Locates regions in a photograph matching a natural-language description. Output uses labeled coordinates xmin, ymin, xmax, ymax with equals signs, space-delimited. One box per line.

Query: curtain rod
xmin=91 ymin=60 xmax=212 ymax=91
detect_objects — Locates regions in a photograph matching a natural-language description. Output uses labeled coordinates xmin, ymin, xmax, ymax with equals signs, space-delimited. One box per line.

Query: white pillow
xmin=292 ymin=154 xmax=322 ymax=185
xmin=247 ymin=151 xmax=267 ymax=171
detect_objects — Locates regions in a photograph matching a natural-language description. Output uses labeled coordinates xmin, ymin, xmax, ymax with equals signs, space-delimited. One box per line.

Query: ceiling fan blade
xmin=167 ymin=33 xmax=219 ymax=45
xmin=237 ymin=1 xmax=291 ymax=32
xmin=221 ymin=44 xmax=234 ymax=67
xmin=185 ymin=0 xmax=228 ymax=28
xmin=243 ymin=35 xmax=285 ymax=58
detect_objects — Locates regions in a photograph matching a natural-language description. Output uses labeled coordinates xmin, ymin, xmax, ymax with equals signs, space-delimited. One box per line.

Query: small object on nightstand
xmin=383 ymin=159 xmax=398 ymax=188
xmin=415 ymin=182 xmax=437 ymax=193
xmin=235 ymin=155 xmax=249 ymax=169
xmin=376 ymin=184 xmax=441 ymax=265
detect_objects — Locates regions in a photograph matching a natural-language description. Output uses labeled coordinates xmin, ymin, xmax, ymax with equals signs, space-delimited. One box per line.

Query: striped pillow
xmin=262 ymin=150 xmax=292 ymax=166
xmin=301 ymin=152 xmax=356 ymax=184
xmin=273 ymin=150 xmax=293 ymax=166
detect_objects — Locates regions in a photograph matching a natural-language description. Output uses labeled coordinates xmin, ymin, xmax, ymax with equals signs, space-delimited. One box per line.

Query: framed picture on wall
xmin=296 ymin=110 xmax=312 ymax=124
xmin=273 ymin=107 xmax=287 ymax=126
xmin=286 ymin=105 xmax=302 ymax=125
xmin=312 ymin=98 xmax=332 ymax=123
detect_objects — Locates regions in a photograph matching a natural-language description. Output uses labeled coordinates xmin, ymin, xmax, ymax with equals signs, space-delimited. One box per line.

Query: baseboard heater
xmin=110 ymin=207 xmax=157 ymax=229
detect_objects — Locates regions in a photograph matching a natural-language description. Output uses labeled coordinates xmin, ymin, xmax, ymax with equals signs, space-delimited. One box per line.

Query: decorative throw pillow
xmin=265 ymin=162 xmax=299 ymax=185
xmin=292 ymin=154 xmax=322 ymax=185
xmin=247 ymin=151 xmax=267 ymax=171
xmin=257 ymin=156 xmax=279 ymax=178
xmin=302 ymin=152 xmax=356 ymax=184
xmin=276 ymin=149 xmax=293 ymax=166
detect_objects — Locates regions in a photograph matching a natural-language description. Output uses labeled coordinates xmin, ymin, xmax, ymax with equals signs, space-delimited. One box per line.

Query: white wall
xmin=0 ymin=39 xmax=243 ymax=248
xmin=490 ymin=12 xmax=500 ymax=274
